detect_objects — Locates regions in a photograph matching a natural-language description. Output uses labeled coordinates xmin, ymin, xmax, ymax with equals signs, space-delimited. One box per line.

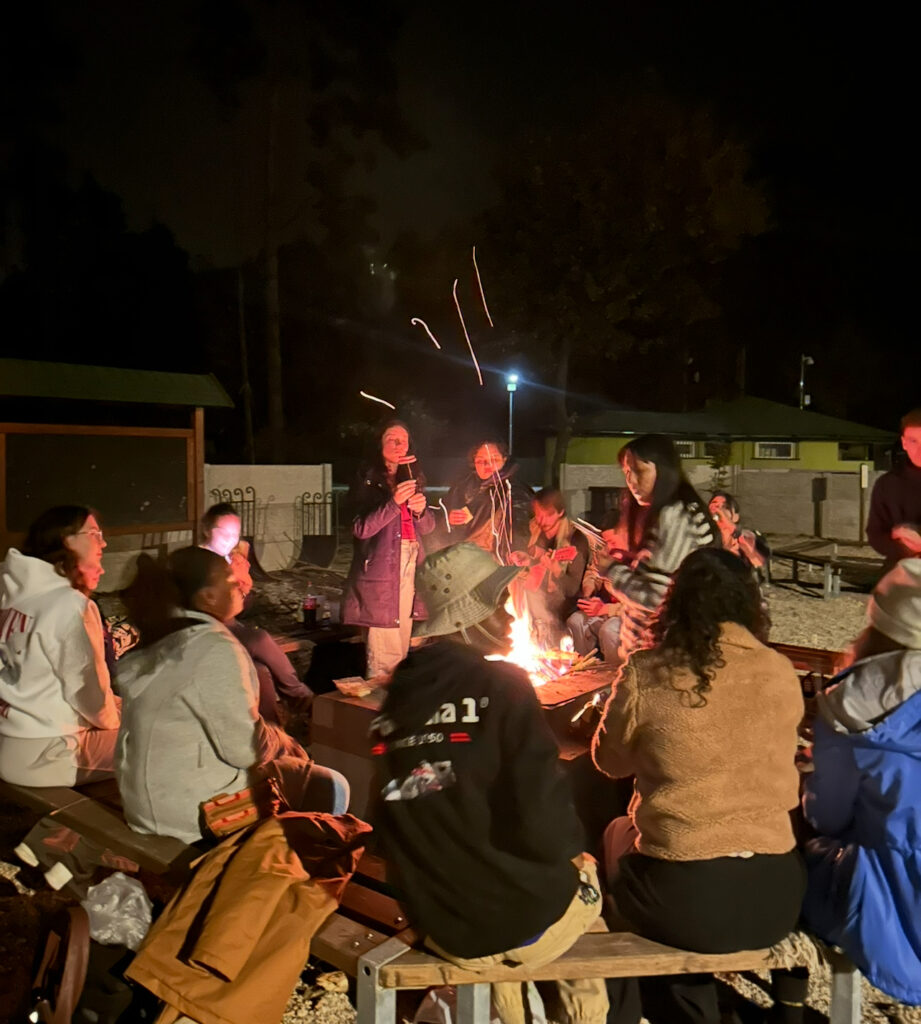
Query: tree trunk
xmin=237 ymin=267 xmax=255 ymax=464
xmin=264 ymin=80 xmax=285 ymax=462
xmin=550 ymin=334 xmax=573 ymax=487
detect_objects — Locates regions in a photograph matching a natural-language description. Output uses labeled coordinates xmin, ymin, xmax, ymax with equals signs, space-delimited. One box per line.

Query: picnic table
xmin=770 ymin=541 xmax=883 ymax=599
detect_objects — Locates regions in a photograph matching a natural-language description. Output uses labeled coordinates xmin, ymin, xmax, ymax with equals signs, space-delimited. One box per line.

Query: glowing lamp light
xmin=506 ymin=372 xmax=519 ymax=392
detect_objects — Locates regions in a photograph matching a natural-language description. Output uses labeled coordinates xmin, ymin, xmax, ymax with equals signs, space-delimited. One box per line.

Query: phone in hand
xmin=395 ymin=455 xmax=417 ymax=484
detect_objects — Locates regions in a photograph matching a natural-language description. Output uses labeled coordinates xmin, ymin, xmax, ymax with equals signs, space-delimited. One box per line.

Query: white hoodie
xmin=0 ymin=549 xmax=119 ymax=740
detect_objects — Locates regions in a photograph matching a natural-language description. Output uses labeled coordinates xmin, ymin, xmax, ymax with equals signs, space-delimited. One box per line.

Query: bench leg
xmin=357 ymin=937 xmax=411 ymax=1024
xmin=456 ymin=983 xmax=491 ymax=1024
xmin=823 ymin=563 xmax=833 ymax=600
xmin=828 ymin=949 xmax=861 ymax=1024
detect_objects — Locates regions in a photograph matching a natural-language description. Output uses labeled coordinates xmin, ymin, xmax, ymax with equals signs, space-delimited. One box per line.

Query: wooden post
xmin=191 ymin=408 xmax=205 ymax=533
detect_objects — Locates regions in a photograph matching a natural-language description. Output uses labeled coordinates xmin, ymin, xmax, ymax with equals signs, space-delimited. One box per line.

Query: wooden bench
xmin=772 ymin=544 xmax=883 ymax=600
xmin=0 ymin=782 xmax=861 ymax=1023
xmin=342 ymin=920 xmax=860 ymax=1024
xmin=0 ymin=778 xmax=200 ymax=888
xmin=271 ymin=622 xmax=360 ymax=655
xmin=307 ymin=852 xmax=861 ymax=1024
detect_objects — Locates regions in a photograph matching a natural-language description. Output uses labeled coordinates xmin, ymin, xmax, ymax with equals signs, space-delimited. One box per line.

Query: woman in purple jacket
xmin=342 ymin=421 xmax=435 ymax=678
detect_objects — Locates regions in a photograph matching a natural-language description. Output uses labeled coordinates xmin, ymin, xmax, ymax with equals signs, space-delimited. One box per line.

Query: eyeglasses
xmin=76 ymin=528 xmax=105 ymax=541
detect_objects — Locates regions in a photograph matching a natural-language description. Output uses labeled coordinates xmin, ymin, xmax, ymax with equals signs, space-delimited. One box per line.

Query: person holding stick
xmin=342 ymin=420 xmax=435 ymax=678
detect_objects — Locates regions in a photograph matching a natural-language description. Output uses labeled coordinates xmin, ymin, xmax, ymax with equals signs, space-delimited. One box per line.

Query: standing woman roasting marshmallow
xmin=342 ymin=421 xmax=435 ymax=678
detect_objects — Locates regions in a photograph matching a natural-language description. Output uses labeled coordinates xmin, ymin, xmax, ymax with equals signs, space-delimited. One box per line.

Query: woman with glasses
xmin=0 ymin=506 xmax=121 ymax=786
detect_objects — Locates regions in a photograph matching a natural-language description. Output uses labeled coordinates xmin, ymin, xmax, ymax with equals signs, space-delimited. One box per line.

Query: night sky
xmin=2 ymin=2 xmax=917 ymax=462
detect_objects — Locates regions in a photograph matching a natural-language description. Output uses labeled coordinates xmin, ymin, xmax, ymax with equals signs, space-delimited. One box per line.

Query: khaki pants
xmin=366 ymin=540 xmax=418 ymax=678
xmin=427 ymin=860 xmax=609 ymax=1024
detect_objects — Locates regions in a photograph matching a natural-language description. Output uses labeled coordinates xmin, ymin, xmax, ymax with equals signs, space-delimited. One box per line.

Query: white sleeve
xmin=57 ymin=599 xmax=121 ymax=730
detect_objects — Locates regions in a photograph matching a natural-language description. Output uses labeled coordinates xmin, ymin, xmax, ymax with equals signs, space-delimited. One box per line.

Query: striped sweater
xmin=606 ymin=500 xmax=717 ymax=656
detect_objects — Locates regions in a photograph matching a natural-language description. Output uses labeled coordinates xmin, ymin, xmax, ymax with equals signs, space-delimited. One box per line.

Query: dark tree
xmin=471 ymin=91 xmax=769 ymax=481
xmin=188 ymin=0 xmax=422 ymax=461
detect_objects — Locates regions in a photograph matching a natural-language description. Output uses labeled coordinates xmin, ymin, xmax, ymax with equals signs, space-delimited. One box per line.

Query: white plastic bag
xmin=81 ymin=871 xmax=153 ymax=951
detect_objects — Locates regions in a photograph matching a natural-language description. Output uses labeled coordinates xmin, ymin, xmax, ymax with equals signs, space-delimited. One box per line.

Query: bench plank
xmin=378 ymin=931 xmax=797 ymax=988
xmin=0 ymin=780 xmax=195 ymax=879
xmin=311 ymin=912 xmax=393 ymax=975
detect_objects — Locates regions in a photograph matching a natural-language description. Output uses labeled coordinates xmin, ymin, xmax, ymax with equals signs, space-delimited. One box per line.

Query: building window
xmin=838 ymin=442 xmax=869 ymax=461
xmin=754 ymin=441 xmax=798 ymax=460
xmin=673 ymin=440 xmax=698 ymax=459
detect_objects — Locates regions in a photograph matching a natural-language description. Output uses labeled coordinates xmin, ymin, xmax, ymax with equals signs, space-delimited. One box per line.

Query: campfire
xmin=488 ymin=599 xmax=600 ymax=686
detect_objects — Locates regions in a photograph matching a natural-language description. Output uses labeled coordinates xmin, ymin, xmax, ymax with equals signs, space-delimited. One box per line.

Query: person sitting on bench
xmin=0 ymin=506 xmax=120 ymax=786
xmin=519 ymin=488 xmax=589 ymax=648
xmin=201 ymin=501 xmax=314 ymax=722
xmin=593 ymin=548 xmax=805 ymax=1024
xmin=708 ymin=490 xmax=769 ymax=573
xmin=372 ymin=543 xmax=608 ymax=1024
xmin=567 ymin=507 xmax=627 ymax=662
xmin=802 ymin=557 xmax=921 ymax=1007
xmin=116 ymin=547 xmax=348 ymax=844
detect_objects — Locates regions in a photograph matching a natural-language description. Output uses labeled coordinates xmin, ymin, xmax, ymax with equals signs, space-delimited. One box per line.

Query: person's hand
xmin=407 ymin=491 xmax=427 ymax=515
xmin=448 ymin=506 xmax=473 ymax=525
xmin=892 ymin=525 xmax=921 ymax=554
xmin=508 ymin=549 xmax=531 ymax=567
xmin=393 ymin=479 xmax=417 ymax=505
xmin=552 ymin=545 xmax=578 ymax=562
xmin=578 ymin=596 xmax=605 ymax=617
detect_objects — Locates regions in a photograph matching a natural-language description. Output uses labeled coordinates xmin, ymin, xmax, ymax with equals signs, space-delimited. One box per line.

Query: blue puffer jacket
xmin=802 ymin=649 xmax=921 ymax=1006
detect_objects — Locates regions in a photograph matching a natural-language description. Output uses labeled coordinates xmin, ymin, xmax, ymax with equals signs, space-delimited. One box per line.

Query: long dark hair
xmin=122 ymin=547 xmax=225 ymax=647
xmin=21 ymin=505 xmax=93 ymax=586
xmin=651 ymin=547 xmax=768 ymax=706
xmin=618 ymin=435 xmax=713 ymax=549
xmin=354 ymin=420 xmax=425 ymax=513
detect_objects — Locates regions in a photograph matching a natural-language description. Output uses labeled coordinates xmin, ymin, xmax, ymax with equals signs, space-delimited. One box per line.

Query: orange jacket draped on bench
xmin=126 ymin=813 xmax=370 ymax=1024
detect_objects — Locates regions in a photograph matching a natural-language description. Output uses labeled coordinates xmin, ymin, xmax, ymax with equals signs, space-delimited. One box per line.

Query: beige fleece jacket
xmin=592 ymin=622 xmax=803 ymax=861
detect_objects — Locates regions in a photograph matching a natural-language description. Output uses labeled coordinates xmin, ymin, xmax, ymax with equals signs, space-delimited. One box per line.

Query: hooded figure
xmin=1 ymin=516 xmax=120 ymax=787
xmin=802 ymin=557 xmax=921 ymax=1006
xmin=371 ymin=543 xmax=608 ymax=1024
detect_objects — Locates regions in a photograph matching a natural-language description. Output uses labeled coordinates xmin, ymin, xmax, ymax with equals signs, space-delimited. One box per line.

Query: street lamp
xmin=799 ymin=354 xmax=814 ymax=410
xmin=506 ymin=372 xmax=519 ymax=455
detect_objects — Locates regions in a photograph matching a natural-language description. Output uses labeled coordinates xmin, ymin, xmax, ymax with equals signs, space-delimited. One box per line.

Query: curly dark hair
xmin=651 ymin=548 xmax=768 ymax=706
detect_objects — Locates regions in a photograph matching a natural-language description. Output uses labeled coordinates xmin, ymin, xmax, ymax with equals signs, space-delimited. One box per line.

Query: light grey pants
xmin=566 ymin=611 xmax=622 ymax=662
xmin=0 ymin=729 xmax=118 ymax=787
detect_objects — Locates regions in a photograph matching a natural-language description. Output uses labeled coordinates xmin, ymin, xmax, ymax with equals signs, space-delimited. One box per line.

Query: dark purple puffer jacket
xmin=341 ymin=472 xmax=435 ymax=629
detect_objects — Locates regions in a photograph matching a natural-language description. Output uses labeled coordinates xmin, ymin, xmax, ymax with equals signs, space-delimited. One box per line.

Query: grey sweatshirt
xmin=115 ymin=611 xmax=260 ymax=843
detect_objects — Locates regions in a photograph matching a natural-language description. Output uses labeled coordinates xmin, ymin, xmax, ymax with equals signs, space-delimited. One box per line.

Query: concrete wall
xmin=97 ymin=463 xmax=332 ymax=589
xmin=205 ymin=464 xmax=332 ymax=571
xmin=559 ymin=461 xmax=881 ymax=542
xmin=731 ymin=467 xmax=881 ymax=540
